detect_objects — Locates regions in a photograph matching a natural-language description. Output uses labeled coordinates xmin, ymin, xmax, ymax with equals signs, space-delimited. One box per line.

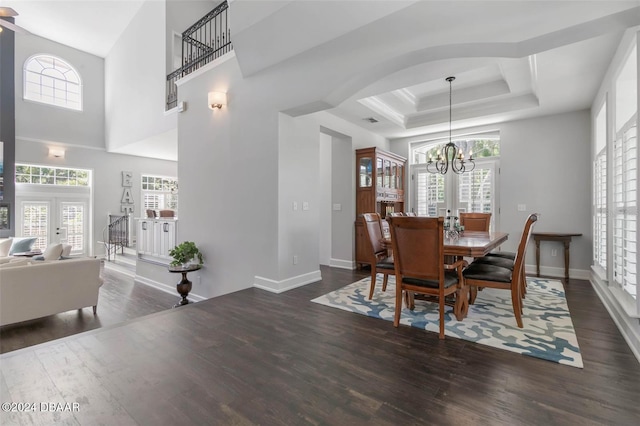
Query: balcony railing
xmin=166 ymin=1 xmax=233 ymax=110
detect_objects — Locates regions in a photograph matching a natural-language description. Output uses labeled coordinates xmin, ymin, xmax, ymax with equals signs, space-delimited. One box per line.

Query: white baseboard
xmin=525 ymin=264 xmax=590 ymax=281
xmin=329 ymin=258 xmax=356 ymax=270
xmin=254 ymin=270 xmax=322 ymax=293
xmin=590 ymin=274 xmax=640 ymax=364
xmin=134 ymin=274 xmax=206 ymax=302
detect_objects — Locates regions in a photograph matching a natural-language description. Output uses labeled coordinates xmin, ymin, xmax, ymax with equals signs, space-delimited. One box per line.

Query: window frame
xmin=23 ymin=54 xmax=83 ymax=111
xmin=141 ymin=174 xmax=179 ymax=214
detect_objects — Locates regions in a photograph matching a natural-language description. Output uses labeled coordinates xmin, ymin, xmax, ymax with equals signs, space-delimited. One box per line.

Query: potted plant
xmin=169 ymin=241 xmax=204 ymax=268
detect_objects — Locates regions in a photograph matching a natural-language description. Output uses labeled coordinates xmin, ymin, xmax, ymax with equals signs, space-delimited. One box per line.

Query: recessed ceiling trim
xmin=417 ymin=79 xmax=511 ymax=111
xmin=406 ymin=93 xmax=539 ymax=129
xmin=393 ymin=88 xmax=418 ymax=112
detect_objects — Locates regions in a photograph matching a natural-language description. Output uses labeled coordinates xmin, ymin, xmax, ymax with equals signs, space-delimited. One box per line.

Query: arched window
xmin=24 ymin=54 xmax=82 ymax=111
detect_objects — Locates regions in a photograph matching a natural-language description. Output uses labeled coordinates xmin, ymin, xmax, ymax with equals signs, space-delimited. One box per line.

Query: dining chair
xmin=388 ymin=216 xmax=468 ymax=339
xmin=459 ymin=212 xmax=491 ymax=232
xmin=405 ymin=211 xmax=417 ymax=217
xmin=388 ymin=212 xmax=404 ymax=217
xmin=361 ymin=213 xmax=394 ymax=300
xmin=462 ymin=213 xmax=538 ymax=328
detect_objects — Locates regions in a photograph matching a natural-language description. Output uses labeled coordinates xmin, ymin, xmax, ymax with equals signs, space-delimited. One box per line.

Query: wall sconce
xmin=208 ymin=91 xmax=226 ymax=110
xmin=49 ymin=147 xmax=65 ymax=158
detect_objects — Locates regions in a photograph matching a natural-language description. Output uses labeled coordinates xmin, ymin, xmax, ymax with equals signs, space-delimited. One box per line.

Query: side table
xmin=168 ymin=264 xmax=202 ymax=308
xmin=532 ymin=232 xmax=582 ymax=283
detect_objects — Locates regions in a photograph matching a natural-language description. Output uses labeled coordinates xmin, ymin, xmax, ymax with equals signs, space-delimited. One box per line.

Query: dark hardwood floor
xmin=1 ymin=266 xmax=639 ymax=425
xmin=0 ymin=263 xmax=177 ymax=354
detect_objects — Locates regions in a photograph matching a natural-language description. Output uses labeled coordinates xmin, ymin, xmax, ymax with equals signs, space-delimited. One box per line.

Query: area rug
xmin=312 ymin=276 xmax=583 ymax=368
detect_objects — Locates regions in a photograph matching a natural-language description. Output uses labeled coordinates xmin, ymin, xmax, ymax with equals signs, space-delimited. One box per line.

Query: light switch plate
xmin=302 ymin=202 xmax=309 ymax=211
xmin=517 ymin=204 xmax=526 ymax=211
xmin=332 ymin=203 xmax=342 ymax=211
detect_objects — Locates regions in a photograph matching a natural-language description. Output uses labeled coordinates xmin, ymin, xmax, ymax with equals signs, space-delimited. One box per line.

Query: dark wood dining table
xmin=381 ymin=230 xmax=509 ymax=320
xmin=381 ymin=231 xmax=509 ymax=258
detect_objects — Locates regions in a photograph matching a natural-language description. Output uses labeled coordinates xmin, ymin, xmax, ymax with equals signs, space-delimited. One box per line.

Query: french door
xmin=17 ymin=197 xmax=88 ymax=255
xmin=412 ymin=159 xmax=499 ymax=230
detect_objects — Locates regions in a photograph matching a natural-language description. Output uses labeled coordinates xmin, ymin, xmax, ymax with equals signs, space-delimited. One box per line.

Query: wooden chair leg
xmin=511 ymin=286 xmax=523 ymax=328
xmin=394 ymin=285 xmax=403 ymax=327
xmin=368 ymin=267 xmax=377 ymax=300
xmin=438 ymin=296 xmax=445 ymax=339
xmin=469 ymin=285 xmax=478 ymax=304
xmin=382 ymin=274 xmax=388 ymax=292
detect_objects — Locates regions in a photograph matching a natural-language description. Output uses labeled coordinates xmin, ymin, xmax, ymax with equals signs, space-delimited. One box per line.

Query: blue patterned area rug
xmin=312 ymin=276 xmax=583 ymax=368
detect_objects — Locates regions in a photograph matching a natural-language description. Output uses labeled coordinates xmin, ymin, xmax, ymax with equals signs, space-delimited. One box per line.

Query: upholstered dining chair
xmin=462 ymin=213 xmax=538 ymax=328
xmin=459 ymin=212 xmax=491 ymax=232
xmin=404 ymin=211 xmax=417 ymax=217
xmin=388 ymin=212 xmax=404 ymax=217
xmin=388 ymin=216 xmax=468 ymax=339
xmin=361 ymin=213 xmax=394 ymax=300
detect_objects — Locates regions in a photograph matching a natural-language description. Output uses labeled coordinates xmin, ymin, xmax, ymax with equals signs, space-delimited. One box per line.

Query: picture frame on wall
xmin=0 ymin=204 xmax=9 ymax=230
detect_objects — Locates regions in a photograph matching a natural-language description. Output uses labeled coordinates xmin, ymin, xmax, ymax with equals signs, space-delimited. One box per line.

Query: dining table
xmin=381 ymin=230 xmax=509 ymax=319
xmin=381 ymin=231 xmax=509 ymax=258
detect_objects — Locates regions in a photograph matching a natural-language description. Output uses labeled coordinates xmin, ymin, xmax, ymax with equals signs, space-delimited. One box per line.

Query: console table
xmin=168 ymin=264 xmax=201 ymax=308
xmin=532 ymin=232 xmax=582 ymax=282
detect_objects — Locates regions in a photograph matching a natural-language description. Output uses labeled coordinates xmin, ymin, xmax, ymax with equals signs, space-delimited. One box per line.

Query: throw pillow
xmin=61 ymin=244 xmax=72 ymax=257
xmin=8 ymin=237 xmax=38 ymax=255
xmin=42 ymin=243 xmax=63 ymax=260
xmin=32 ymin=255 xmax=45 ymax=261
xmin=0 ymin=238 xmax=12 ymax=257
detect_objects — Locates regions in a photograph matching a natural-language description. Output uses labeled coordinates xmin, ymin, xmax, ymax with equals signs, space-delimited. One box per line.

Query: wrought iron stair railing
xmin=166 ymin=1 xmax=233 ymax=110
xmin=104 ymin=214 xmax=129 ymax=261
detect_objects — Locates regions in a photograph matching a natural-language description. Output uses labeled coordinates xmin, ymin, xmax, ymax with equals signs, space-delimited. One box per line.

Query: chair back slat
xmin=513 ymin=213 xmax=538 ymax=277
xmin=362 ymin=213 xmax=386 ymax=257
xmin=389 ymin=217 xmax=444 ymax=281
xmin=459 ymin=212 xmax=491 ymax=232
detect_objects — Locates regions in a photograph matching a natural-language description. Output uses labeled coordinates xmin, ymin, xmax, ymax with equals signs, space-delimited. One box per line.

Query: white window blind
xmin=458 ymin=166 xmax=493 ymax=213
xmin=22 ymin=203 xmax=49 ymax=250
xmin=414 ymin=167 xmax=444 ymax=216
xmin=594 ymin=148 xmax=607 ymax=271
xmin=613 ymin=115 xmax=637 ymax=299
xmin=61 ymin=203 xmax=85 ymax=254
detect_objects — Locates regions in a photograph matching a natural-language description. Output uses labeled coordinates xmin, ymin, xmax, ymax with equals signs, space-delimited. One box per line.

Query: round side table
xmin=168 ymin=264 xmax=202 ymax=308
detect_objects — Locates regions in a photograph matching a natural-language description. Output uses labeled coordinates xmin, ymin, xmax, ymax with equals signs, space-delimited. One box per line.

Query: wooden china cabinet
xmin=355 ymin=147 xmax=407 ymax=268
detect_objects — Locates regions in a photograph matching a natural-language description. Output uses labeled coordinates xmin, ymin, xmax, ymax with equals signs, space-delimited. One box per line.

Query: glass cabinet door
xmin=359 ymin=157 xmax=373 ymax=187
xmin=376 ymin=158 xmax=383 ymax=187
xmin=384 ymin=160 xmax=391 ymax=187
xmin=398 ymin=165 xmax=403 ymax=190
xmin=391 ymin=164 xmax=397 ymax=189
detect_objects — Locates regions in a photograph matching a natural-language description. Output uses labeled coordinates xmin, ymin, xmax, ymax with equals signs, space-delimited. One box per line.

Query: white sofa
xmin=0 ymin=257 xmax=103 ymax=326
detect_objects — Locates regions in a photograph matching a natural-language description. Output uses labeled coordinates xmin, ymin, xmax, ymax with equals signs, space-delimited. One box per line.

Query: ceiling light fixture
xmin=426 ymin=76 xmax=475 ymax=175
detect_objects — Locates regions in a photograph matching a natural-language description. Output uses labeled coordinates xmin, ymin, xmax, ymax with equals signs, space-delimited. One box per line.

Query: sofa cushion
xmin=0 ymin=238 xmax=12 ymax=257
xmin=61 ymin=244 xmax=73 ymax=257
xmin=43 ymin=243 xmax=63 ymax=260
xmin=0 ymin=259 xmax=30 ymax=269
xmin=8 ymin=237 xmax=38 ymax=255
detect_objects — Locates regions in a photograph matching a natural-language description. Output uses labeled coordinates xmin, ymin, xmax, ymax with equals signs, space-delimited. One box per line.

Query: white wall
xmin=15 ymin=140 xmax=177 ymax=257
xmin=390 ymin=110 xmax=593 ymax=278
xmin=105 ymin=0 xmax=177 ymax=152
xmin=15 ymin=34 xmax=105 ymax=149
xmin=318 ymin=133 xmax=331 ymax=265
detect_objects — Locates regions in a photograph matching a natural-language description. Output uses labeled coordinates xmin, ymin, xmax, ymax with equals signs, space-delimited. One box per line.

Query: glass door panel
xmin=359 ymin=157 xmax=372 ymax=187
xmin=60 ymin=201 xmax=87 ymax=255
xmin=21 ymin=201 xmax=50 ymax=251
xmin=376 ymin=158 xmax=383 ymax=187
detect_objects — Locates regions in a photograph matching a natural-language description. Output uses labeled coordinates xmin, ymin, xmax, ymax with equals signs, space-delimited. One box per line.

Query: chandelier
xmin=426 ymin=76 xmax=475 ymax=174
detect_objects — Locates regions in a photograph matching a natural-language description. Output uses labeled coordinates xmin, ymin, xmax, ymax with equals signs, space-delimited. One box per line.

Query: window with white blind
xmin=593 ymin=102 xmax=607 ymax=273
xmin=594 ymin=149 xmax=607 ymax=271
xmin=611 ymin=42 xmax=637 ymax=302
xmin=22 ymin=202 xmax=49 ymax=251
xmin=613 ymin=116 xmax=637 ymax=299
xmin=24 ymin=55 xmax=82 ymax=111
xmin=411 ymin=135 xmax=499 ymax=227
xmin=141 ymin=175 xmax=178 ymax=213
